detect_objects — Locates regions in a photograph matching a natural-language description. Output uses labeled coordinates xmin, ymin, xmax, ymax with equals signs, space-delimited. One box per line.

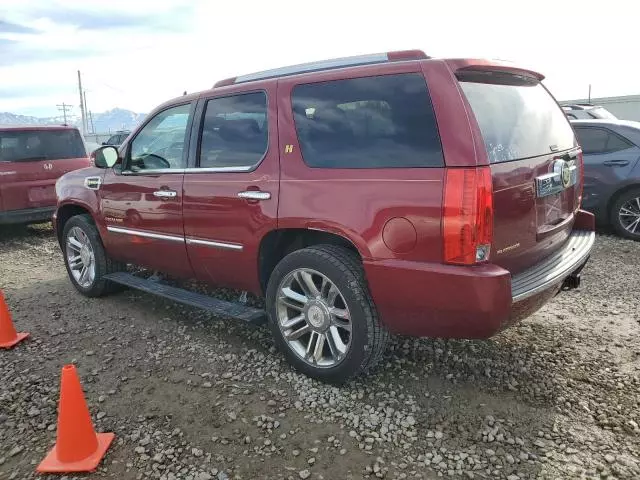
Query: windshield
xmin=458 ymin=71 xmax=575 ymax=163
xmin=0 ymin=129 xmax=86 ymax=162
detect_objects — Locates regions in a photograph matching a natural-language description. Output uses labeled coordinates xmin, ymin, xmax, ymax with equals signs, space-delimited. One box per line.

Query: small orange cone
xmin=0 ymin=290 xmax=29 ymax=349
xmin=37 ymin=365 xmax=115 ymax=473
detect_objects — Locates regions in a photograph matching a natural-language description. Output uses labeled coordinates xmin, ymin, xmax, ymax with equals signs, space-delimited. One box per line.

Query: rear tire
xmin=62 ymin=214 xmax=125 ymax=297
xmin=610 ymin=188 xmax=640 ymax=240
xmin=266 ymin=245 xmax=389 ymax=384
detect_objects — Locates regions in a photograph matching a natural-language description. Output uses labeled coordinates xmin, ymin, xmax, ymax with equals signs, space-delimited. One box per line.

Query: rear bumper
xmin=511 ymin=229 xmax=594 ymax=302
xmin=364 ymin=219 xmax=595 ymax=339
xmin=0 ymin=206 xmax=55 ymax=225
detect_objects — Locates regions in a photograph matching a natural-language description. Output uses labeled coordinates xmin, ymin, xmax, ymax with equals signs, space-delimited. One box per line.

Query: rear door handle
xmin=602 ymin=159 xmax=630 ymax=167
xmin=153 ymin=190 xmax=177 ymax=198
xmin=237 ymin=190 xmax=271 ymax=201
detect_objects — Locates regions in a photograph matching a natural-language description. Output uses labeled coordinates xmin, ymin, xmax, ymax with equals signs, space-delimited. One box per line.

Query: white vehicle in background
xmin=84 ymin=140 xmax=101 ymax=154
xmin=562 ymin=104 xmax=617 ymax=120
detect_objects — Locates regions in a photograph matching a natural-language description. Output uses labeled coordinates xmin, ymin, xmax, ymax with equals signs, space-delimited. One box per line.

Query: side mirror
xmin=92 ymin=146 xmax=119 ymax=169
xmin=101 ymin=141 xmax=107 ymax=145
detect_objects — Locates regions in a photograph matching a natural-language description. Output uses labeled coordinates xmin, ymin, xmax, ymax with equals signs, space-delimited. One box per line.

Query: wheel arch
xmin=55 ymin=202 xmax=98 ymax=248
xmin=607 ymin=183 xmax=640 ymax=222
xmin=257 ymin=228 xmax=365 ymax=294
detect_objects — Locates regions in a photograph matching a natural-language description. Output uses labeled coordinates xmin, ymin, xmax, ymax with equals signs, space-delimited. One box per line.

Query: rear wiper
xmin=14 ymin=156 xmax=49 ymax=161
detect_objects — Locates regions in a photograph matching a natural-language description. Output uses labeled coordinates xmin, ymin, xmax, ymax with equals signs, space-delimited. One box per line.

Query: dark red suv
xmin=53 ymin=50 xmax=595 ymax=382
xmin=1 ymin=125 xmax=89 ymax=225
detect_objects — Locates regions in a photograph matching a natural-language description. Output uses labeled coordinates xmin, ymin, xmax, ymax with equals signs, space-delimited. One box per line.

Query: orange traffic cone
xmin=0 ymin=290 xmax=29 ymax=349
xmin=37 ymin=365 xmax=115 ymax=473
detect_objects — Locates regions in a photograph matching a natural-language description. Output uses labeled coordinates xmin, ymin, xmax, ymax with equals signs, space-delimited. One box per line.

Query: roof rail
xmin=214 ymin=50 xmax=429 ymax=88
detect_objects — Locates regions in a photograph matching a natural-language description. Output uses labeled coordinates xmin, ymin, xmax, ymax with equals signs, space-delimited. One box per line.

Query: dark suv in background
xmin=572 ymin=119 xmax=640 ymax=239
xmin=53 ymin=50 xmax=595 ymax=382
xmin=102 ymin=131 xmax=130 ymax=148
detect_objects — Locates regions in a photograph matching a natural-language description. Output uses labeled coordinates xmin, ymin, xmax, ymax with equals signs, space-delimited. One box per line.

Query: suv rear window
xmin=458 ymin=71 xmax=575 ymax=163
xmin=292 ymin=73 xmax=444 ymax=168
xmin=0 ymin=129 xmax=86 ymax=162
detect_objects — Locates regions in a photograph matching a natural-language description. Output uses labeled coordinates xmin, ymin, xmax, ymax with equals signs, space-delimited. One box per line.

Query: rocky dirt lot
xmin=1 ymin=224 xmax=639 ymax=480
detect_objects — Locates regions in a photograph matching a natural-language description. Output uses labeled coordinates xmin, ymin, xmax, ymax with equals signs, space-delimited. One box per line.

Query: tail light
xmin=443 ymin=167 xmax=494 ymax=265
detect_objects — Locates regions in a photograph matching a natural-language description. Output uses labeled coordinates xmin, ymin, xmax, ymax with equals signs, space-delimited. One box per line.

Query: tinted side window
xmin=606 ymin=132 xmax=633 ymax=152
xmin=292 ymin=73 xmax=443 ymax=168
xmin=574 ymin=127 xmax=632 ymax=154
xmin=574 ymin=128 xmax=607 ymax=154
xmin=129 ymin=103 xmax=191 ymax=171
xmin=198 ymin=92 xmax=268 ymax=169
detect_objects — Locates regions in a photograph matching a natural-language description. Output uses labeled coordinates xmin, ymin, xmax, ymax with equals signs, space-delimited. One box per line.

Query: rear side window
xmin=0 ymin=129 xmax=86 ymax=162
xmin=292 ymin=73 xmax=444 ymax=168
xmin=458 ymin=71 xmax=575 ymax=163
xmin=574 ymin=127 xmax=633 ymax=154
xmin=198 ymin=92 xmax=268 ymax=169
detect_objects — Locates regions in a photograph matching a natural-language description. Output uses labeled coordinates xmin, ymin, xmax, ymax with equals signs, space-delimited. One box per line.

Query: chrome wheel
xmin=619 ymin=196 xmax=640 ymax=235
xmin=66 ymin=226 xmax=96 ymax=288
xmin=276 ymin=268 xmax=352 ymax=368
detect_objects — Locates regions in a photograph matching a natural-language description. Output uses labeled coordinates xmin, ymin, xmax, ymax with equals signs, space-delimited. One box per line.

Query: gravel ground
xmin=1 ymin=224 xmax=639 ymax=480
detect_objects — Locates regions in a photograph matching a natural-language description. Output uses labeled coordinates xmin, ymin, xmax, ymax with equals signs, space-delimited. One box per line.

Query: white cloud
xmin=0 ymin=0 xmax=638 ymax=119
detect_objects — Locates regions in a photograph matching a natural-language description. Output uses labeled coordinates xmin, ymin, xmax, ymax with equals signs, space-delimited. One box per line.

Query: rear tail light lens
xmin=443 ymin=167 xmax=494 ymax=265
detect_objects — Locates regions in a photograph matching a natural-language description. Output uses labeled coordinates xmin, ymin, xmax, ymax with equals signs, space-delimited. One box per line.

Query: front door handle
xmin=603 ymin=159 xmax=630 ymax=167
xmin=153 ymin=190 xmax=177 ymax=198
xmin=237 ymin=190 xmax=271 ymax=201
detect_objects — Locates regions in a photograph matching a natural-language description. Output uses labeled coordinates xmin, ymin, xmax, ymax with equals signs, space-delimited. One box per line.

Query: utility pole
xmin=89 ymin=111 xmax=95 ymax=134
xmin=56 ymin=102 xmax=72 ymax=125
xmin=83 ymin=90 xmax=89 ymax=132
xmin=77 ymin=70 xmax=86 ymax=135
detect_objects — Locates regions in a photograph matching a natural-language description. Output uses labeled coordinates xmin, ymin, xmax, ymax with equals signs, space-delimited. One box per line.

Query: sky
xmin=0 ymin=0 xmax=638 ymax=118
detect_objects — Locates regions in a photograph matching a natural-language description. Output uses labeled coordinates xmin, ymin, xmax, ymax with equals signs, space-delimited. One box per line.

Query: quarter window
xmin=129 ymin=104 xmax=191 ymax=171
xmin=574 ymin=127 xmax=633 ymax=155
xmin=292 ymin=73 xmax=444 ymax=168
xmin=198 ymin=92 xmax=268 ymax=169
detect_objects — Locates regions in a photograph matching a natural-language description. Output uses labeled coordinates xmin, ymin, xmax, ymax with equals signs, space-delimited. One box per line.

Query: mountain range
xmin=0 ymin=108 xmax=146 ymax=133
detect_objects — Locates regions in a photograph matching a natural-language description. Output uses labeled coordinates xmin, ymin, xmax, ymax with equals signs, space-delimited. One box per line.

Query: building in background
xmin=559 ymin=95 xmax=640 ymax=122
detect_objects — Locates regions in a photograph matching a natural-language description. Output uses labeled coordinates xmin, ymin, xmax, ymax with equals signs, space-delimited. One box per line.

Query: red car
xmin=1 ymin=125 xmax=89 ymax=225
xmin=53 ymin=50 xmax=595 ymax=382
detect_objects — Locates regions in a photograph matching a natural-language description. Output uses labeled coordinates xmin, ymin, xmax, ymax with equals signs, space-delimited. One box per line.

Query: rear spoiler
xmin=444 ymin=59 xmax=545 ymax=81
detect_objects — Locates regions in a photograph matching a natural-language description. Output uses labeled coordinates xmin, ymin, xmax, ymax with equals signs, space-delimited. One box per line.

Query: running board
xmin=103 ymin=272 xmax=266 ymax=324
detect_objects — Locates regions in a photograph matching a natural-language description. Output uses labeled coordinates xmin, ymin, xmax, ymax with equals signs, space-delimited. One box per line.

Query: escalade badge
xmin=535 ymin=159 xmax=577 ymax=198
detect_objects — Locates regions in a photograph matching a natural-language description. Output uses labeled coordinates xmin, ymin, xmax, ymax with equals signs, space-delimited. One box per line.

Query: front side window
xmin=129 ymin=103 xmax=191 ymax=171
xmin=198 ymin=92 xmax=268 ymax=169
xmin=292 ymin=73 xmax=444 ymax=168
xmin=574 ymin=127 xmax=632 ymax=155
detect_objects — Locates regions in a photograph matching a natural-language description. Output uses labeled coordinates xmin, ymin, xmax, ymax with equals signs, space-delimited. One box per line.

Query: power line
xmin=56 ymin=103 xmax=72 ymax=125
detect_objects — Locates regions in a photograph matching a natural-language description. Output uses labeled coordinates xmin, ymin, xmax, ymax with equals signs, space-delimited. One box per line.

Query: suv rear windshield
xmin=458 ymin=71 xmax=575 ymax=164
xmin=292 ymin=73 xmax=444 ymax=168
xmin=0 ymin=129 xmax=86 ymax=162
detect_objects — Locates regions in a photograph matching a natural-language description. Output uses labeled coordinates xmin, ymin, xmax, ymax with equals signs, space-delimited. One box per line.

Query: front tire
xmin=611 ymin=188 xmax=640 ymax=240
xmin=62 ymin=214 xmax=124 ymax=297
xmin=266 ymin=245 xmax=389 ymax=383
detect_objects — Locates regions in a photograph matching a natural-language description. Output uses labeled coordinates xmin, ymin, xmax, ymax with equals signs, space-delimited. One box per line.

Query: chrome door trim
xmin=121 ymin=166 xmax=253 ymax=175
xmin=185 ymin=237 xmax=243 ymax=251
xmin=106 ymin=226 xmax=184 ymax=243
xmin=185 ymin=166 xmax=253 ymax=173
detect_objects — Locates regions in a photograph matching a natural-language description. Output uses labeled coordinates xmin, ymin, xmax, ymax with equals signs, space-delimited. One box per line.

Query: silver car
xmin=572 ymin=119 xmax=640 ymax=240
xmin=563 ymin=104 xmax=617 ymax=120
